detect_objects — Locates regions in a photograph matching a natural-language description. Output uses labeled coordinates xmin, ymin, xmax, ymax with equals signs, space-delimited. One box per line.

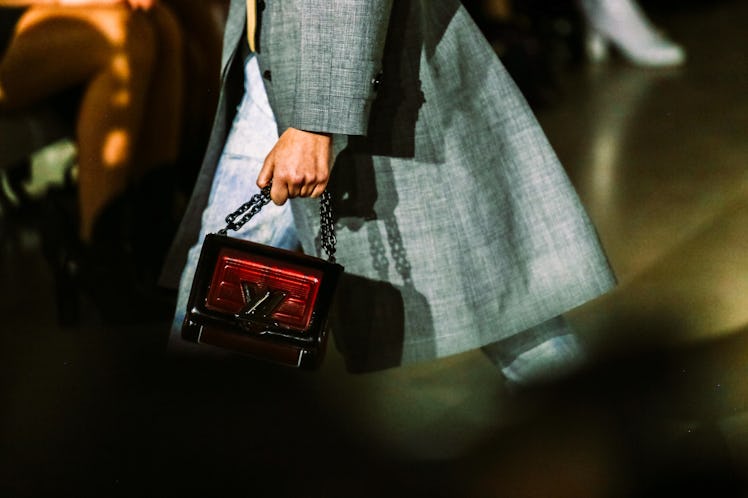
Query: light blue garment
xmin=169 ymin=55 xmax=298 ymax=346
xmin=481 ymin=315 xmax=582 ymax=386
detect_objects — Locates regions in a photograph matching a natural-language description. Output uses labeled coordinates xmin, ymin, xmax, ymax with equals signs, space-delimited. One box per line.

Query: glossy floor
xmin=1 ymin=1 xmax=746 ymax=496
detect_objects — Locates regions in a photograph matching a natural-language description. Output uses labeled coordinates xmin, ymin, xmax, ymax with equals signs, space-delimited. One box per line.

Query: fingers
xmin=266 ymin=171 xmax=328 ymax=205
xmin=299 ymin=183 xmax=314 ymax=198
xmin=257 ymin=155 xmax=274 ymax=189
xmin=287 ymin=178 xmax=302 ymax=199
xmin=259 ymin=154 xmax=287 ymax=205
xmin=258 ymin=128 xmax=332 ymax=205
xmin=270 ymin=180 xmax=289 ymax=206
xmin=310 ymin=183 xmax=327 ymax=199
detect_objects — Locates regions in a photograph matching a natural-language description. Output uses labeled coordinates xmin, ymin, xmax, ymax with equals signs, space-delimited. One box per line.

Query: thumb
xmin=257 ymin=154 xmax=274 ymax=188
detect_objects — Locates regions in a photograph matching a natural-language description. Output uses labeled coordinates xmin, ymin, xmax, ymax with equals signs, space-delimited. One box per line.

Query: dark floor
xmin=1 ymin=1 xmax=747 ymax=497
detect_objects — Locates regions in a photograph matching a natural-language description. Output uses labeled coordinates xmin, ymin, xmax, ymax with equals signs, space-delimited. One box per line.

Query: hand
xmin=257 ymin=128 xmax=332 ymax=205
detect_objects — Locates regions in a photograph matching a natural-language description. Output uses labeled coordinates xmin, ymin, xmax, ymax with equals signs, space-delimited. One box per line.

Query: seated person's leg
xmin=2 ymin=5 xmax=160 ymax=242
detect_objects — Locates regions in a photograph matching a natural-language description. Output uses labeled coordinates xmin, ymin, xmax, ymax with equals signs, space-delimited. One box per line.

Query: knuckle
xmin=289 ymin=172 xmax=305 ymax=185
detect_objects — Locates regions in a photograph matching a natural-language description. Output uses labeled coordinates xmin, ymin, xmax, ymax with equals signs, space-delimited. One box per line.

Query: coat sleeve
xmin=289 ymin=0 xmax=393 ymax=136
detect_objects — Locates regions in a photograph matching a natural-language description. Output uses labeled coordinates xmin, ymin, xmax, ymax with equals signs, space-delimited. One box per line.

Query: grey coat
xmin=162 ymin=0 xmax=616 ymax=372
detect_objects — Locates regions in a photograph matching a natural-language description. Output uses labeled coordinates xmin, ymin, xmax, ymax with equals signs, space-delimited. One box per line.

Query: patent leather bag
xmin=181 ymin=187 xmax=343 ymax=369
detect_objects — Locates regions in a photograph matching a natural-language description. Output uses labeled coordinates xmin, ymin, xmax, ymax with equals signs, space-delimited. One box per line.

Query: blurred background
xmin=1 ymin=0 xmax=746 ymax=496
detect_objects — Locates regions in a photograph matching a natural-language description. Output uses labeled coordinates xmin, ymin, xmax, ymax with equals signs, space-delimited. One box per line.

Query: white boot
xmin=578 ymin=0 xmax=686 ymax=67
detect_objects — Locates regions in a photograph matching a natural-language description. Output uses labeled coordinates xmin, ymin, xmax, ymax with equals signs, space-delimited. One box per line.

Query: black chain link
xmin=384 ymin=215 xmax=412 ymax=284
xmin=218 ymin=186 xmax=272 ymax=235
xmin=318 ymin=190 xmax=337 ymax=263
xmin=218 ymin=185 xmax=338 ymax=263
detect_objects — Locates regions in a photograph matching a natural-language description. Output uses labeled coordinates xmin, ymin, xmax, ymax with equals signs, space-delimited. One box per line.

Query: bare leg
xmin=162 ymin=0 xmax=226 ymax=184
xmin=131 ymin=3 xmax=184 ymax=175
xmin=0 ymin=6 xmax=160 ymax=241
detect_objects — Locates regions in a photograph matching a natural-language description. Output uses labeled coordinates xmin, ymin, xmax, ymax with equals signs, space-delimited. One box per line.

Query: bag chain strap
xmin=218 ymin=186 xmax=337 ymax=263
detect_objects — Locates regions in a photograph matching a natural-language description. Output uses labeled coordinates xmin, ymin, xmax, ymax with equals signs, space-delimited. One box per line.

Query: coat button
xmin=371 ymin=71 xmax=383 ymax=90
xmin=263 ymin=70 xmax=272 ymax=81
xmin=258 ymin=0 xmax=266 ymax=11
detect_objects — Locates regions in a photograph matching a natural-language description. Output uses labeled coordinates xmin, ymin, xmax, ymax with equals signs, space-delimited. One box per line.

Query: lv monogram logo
xmin=237 ymin=281 xmax=288 ymax=322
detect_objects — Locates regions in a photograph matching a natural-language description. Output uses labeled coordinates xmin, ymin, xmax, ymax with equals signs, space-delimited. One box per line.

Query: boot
xmin=577 ymin=0 xmax=685 ymax=67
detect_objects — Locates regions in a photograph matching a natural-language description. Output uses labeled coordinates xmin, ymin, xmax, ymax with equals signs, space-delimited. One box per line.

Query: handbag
xmin=181 ymin=187 xmax=344 ymax=369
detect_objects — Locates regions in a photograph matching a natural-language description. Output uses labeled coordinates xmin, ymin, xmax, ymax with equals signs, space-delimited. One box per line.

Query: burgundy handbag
xmin=181 ymin=187 xmax=343 ymax=369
